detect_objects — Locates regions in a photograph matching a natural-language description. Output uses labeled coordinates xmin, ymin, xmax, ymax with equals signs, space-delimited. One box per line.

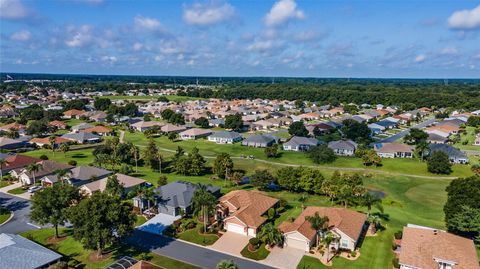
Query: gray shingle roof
xmin=328 ymin=140 xmax=358 ymax=151
xmin=154 ymin=181 xmax=219 ymax=208
xmin=243 ymin=134 xmax=278 ymax=144
xmin=0 ymin=233 xmax=62 ymax=269
xmin=68 ymin=166 xmax=113 ymax=186
xmin=208 ymin=131 xmax=242 ymax=140
xmin=284 ymin=136 xmax=319 ymax=147
xmin=428 ymin=144 xmax=467 ymax=159
xmin=62 ymin=132 xmax=101 ymax=142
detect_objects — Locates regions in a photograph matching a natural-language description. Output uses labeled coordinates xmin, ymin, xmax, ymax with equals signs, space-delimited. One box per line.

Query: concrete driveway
xmin=209 ymin=231 xmax=251 ymax=256
xmin=262 ymin=246 xmax=305 ymax=269
xmin=137 ymin=213 xmax=180 ymax=235
xmin=0 ymin=182 xmax=32 ymax=200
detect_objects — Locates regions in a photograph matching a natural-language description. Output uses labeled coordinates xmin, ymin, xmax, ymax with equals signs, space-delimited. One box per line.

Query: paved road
xmin=379 ymin=118 xmax=436 ymax=143
xmin=126 ymin=230 xmax=276 ymax=269
xmin=0 ymin=192 xmax=39 ymax=234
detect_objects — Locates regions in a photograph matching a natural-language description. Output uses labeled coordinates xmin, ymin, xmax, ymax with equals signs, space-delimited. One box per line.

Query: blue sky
xmin=1 ymin=0 xmax=479 ymax=78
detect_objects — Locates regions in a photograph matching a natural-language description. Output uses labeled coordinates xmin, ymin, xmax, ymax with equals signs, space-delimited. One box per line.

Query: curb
xmin=0 ymin=212 xmax=14 ymax=227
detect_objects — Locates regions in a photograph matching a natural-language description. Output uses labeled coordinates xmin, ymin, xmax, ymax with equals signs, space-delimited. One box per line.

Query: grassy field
xmin=20 ymin=228 xmax=200 ymax=269
xmin=454 ymin=126 xmax=480 ymax=151
xmin=104 ymin=95 xmax=203 ymax=102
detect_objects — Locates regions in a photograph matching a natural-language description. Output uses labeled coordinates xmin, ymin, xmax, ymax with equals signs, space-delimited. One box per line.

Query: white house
xmin=207 ymin=131 xmax=242 ymax=144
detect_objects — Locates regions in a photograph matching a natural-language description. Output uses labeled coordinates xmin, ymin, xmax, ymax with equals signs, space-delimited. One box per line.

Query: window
xmin=341 ymin=239 xmax=349 ymax=248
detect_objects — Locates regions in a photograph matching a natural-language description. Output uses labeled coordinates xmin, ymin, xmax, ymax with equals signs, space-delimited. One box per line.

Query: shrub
xmin=249 ymin=238 xmax=260 ymax=247
xmin=276 ymin=206 xmax=285 ymax=213
xmin=394 ymin=231 xmax=403 ymax=240
xmin=351 ymin=250 xmax=357 ymax=257
xmin=39 ymin=155 xmax=49 ymax=160
xmin=392 ymin=258 xmax=400 ymax=268
xmin=68 ymin=160 xmax=77 ymax=166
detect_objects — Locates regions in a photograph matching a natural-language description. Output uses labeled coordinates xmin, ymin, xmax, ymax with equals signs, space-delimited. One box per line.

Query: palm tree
xmin=26 ymin=163 xmax=43 ymax=185
xmin=0 ymin=158 xmax=8 ymax=182
xmin=362 ymin=192 xmax=383 ymax=216
xmin=257 ymin=223 xmax=283 ymax=247
xmin=128 ymin=143 xmax=139 ymax=173
xmin=60 ymin=143 xmax=70 ymax=157
xmin=216 ymin=260 xmax=239 ymax=269
xmin=322 ymin=231 xmax=337 ymax=262
xmin=49 ymin=136 xmax=56 ymax=156
xmin=305 ymin=212 xmax=329 ymax=247
xmin=55 ymin=169 xmax=72 ymax=184
xmin=191 ymin=184 xmax=217 ymax=234
xmin=367 ymin=214 xmax=382 ymax=234
xmin=416 ymin=140 xmax=429 ymax=161
xmin=298 ymin=193 xmax=309 ymax=211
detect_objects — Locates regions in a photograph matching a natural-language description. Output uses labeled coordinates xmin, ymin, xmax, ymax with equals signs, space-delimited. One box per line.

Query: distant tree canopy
xmin=288 ymin=121 xmax=309 ymax=137
xmin=224 ymin=114 xmax=243 ymax=131
xmin=427 ymin=151 xmax=452 ymax=174
xmin=341 ymin=119 xmax=371 ymax=143
xmin=94 ymin=98 xmax=112 ymax=111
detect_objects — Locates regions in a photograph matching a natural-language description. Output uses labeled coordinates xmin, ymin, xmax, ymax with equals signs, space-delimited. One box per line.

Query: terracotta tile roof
xmin=63 ymin=109 xmax=85 ymax=116
xmin=4 ymin=155 xmax=41 ymax=171
xmin=129 ymin=260 xmax=165 ymax=269
xmin=0 ymin=122 xmax=26 ymax=131
xmin=399 ymin=226 xmax=479 ymax=269
xmin=81 ymin=125 xmax=113 ymax=133
xmin=30 ymin=137 xmax=70 ymax=145
xmin=426 ymin=125 xmax=459 ymax=134
xmin=279 ymin=207 xmax=367 ymax=241
xmin=48 ymin=120 xmax=67 ymax=128
xmin=220 ymin=190 xmax=278 ymax=228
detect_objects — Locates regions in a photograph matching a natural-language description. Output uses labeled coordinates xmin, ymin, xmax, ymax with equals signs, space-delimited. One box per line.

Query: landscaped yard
xmin=240 ymin=243 xmax=270 ymax=260
xmin=0 ymin=207 xmax=11 ymax=225
xmin=177 ymin=228 xmax=219 ymax=246
xmin=7 ymin=186 xmax=27 ymax=195
xmin=20 ymin=228 xmax=200 ymax=269
xmin=135 ymin=215 xmax=147 ymax=227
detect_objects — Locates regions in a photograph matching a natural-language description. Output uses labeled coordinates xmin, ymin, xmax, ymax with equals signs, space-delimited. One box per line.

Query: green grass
xmin=0 ymin=208 xmax=11 ymax=225
xmin=0 ymin=181 xmax=10 ymax=188
xmin=20 ymin=228 xmax=200 ymax=269
xmin=177 ymin=228 xmax=219 ymax=246
xmin=135 ymin=215 xmax=147 ymax=227
xmin=7 ymin=186 xmax=27 ymax=195
xmin=454 ymin=127 xmax=480 ymax=151
xmin=240 ymin=243 xmax=270 ymax=260
xmin=105 ymin=95 xmax=203 ymax=102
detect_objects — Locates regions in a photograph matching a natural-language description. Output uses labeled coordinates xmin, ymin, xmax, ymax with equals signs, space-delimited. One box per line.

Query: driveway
xmin=0 ymin=182 xmax=32 ymax=200
xmin=209 ymin=231 xmax=251 ymax=256
xmin=262 ymin=246 xmax=305 ymax=269
xmin=126 ymin=230 xmax=275 ymax=269
xmin=137 ymin=213 xmax=180 ymax=235
xmin=0 ymin=192 xmax=40 ymax=234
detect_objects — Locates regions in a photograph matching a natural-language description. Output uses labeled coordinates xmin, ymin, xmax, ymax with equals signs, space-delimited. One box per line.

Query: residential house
xmin=63 ymin=109 xmax=85 ymax=119
xmin=376 ymin=119 xmax=398 ymax=129
xmin=0 ymin=137 xmax=27 ymax=150
xmin=425 ymin=125 xmax=459 ymax=137
xmin=279 ymin=207 xmax=367 ymax=252
xmin=0 ymin=122 xmax=26 ymax=135
xmin=88 ymin=111 xmax=107 ymax=122
xmin=161 ymin=124 xmax=187 ymax=133
xmin=61 ymin=132 xmax=101 ymax=144
xmin=426 ymin=144 xmax=469 ymax=164
xmin=179 ymin=128 xmax=212 ymax=140
xmin=367 ymin=123 xmax=386 ymax=135
xmin=71 ymin=123 xmax=94 ymax=133
xmin=398 ymin=224 xmax=479 ymax=269
xmin=328 ymin=140 xmax=358 ymax=156
xmin=242 ymin=134 xmax=279 ymax=148
xmin=374 ymin=143 xmax=414 ymax=158
xmin=80 ymin=173 xmax=146 ymax=196
xmin=80 ymin=125 xmax=113 ymax=136
xmin=0 ymin=233 xmax=62 ymax=269
xmin=2 ymin=154 xmax=40 ymax=174
xmin=216 ymin=190 xmax=279 ymax=237
xmin=130 ymin=121 xmax=163 ymax=132
xmin=135 ymin=181 xmax=220 ymax=216
xmin=16 ymin=160 xmax=73 ymax=185
xmin=48 ymin=120 xmax=67 ymax=130
xmin=208 ymin=118 xmax=225 ymax=127
xmin=427 ymin=133 xmax=448 ymax=144
xmin=252 ymin=120 xmax=275 ymax=130
xmin=29 ymin=137 xmax=70 ymax=148
xmin=207 ymin=131 xmax=242 ymax=144
xmin=65 ymin=165 xmax=113 ymax=187
xmin=283 ymin=136 xmax=319 ymax=152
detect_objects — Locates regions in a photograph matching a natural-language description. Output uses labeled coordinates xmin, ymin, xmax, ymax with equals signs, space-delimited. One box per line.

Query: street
xmin=126 ymin=230 xmax=276 ymax=269
xmin=379 ymin=118 xmax=436 ymax=143
xmin=0 ymin=192 xmax=39 ymax=234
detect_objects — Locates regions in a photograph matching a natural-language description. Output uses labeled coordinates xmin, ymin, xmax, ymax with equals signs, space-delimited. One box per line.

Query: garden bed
xmin=240 ymin=243 xmax=270 ymax=260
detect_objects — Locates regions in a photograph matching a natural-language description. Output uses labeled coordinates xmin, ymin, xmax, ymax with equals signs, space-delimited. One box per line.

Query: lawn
xmin=7 ymin=186 xmax=27 ymax=195
xmin=105 ymin=95 xmax=203 ymax=102
xmin=20 ymin=228 xmax=200 ymax=269
xmin=0 ymin=181 xmax=10 ymax=188
xmin=177 ymin=228 xmax=219 ymax=246
xmin=135 ymin=215 xmax=147 ymax=227
xmin=240 ymin=243 xmax=270 ymax=260
xmin=454 ymin=126 xmax=480 ymax=151
xmin=0 ymin=207 xmax=11 ymax=225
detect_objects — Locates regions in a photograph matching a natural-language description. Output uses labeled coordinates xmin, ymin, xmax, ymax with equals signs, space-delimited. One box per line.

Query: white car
xmin=28 ymin=186 xmax=43 ymax=193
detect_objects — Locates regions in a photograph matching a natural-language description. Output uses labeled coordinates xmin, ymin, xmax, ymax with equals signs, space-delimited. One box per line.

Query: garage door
xmin=227 ymin=223 xmax=246 ymax=235
xmin=285 ymin=237 xmax=307 ymax=251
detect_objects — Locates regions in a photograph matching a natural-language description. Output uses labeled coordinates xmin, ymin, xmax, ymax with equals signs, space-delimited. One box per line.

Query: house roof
xmin=161 ymin=124 xmax=186 ymax=133
xmin=4 ymin=155 xmax=40 ymax=171
xmin=428 ymin=144 xmax=467 ymax=159
xmin=279 ymin=207 xmax=367 ymax=242
xmin=30 ymin=137 xmax=70 ymax=145
xmin=0 ymin=233 xmax=62 ymax=269
xmin=243 ymin=134 xmax=278 ymax=144
xmin=48 ymin=120 xmax=67 ymax=127
xmin=0 ymin=122 xmax=26 ymax=131
xmin=219 ymin=190 xmax=278 ymax=228
xmin=130 ymin=260 xmax=165 ymax=269
xmin=427 ymin=133 xmax=448 ymax=142
xmin=179 ymin=128 xmax=212 ymax=136
xmin=154 ymin=181 xmax=220 ymax=208
xmin=62 ymin=132 xmax=101 ymax=142
xmin=328 ymin=140 xmax=357 ymax=151
xmin=208 ymin=131 xmax=242 ymax=139
xmin=22 ymin=160 xmax=73 ymax=178
xmin=68 ymin=166 xmax=112 ymax=186
xmin=63 ymin=109 xmax=85 ymax=116
xmin=399 ymin=226 xmax=479 ymax=269
xmin=81 ymin=173 xmax=145 ymax=193
xmin=71 ymin=123 xmax=94 ymax=131
xmin=374 ymin=143 xmax=414 ymax=153
xmin=0 ymin=137 xmax=25 ymax=147
xmin=81 ymin=125 xmax=113 ymax=133
xmin=284 ymin=136 xmax=319 ymax=147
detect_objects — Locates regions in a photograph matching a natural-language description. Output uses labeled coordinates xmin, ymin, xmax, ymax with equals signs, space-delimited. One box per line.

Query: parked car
xmin=28 ymin=186 xmax=43 ymax=193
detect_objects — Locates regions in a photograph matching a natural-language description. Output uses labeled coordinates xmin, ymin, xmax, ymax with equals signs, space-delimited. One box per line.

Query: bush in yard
xmin=394 ymin=230 xmax=403 ymax=239
xmin=427 ymin=151 xmax=452 ymax=174
xmin=39 ymin=155 xmax=49 ymax=160
xmin=351 ymin=250 xmax=357 ymax=257
xmin=68 ymin=160 xmax=77 ymax=166
xmin=392 ymin=257 xmax=400 ymax=268
xmin=249 ymin=238 xmax=260 ymax=249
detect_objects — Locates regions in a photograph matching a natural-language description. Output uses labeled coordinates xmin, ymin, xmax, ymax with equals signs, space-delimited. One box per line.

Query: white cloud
xmin=134 ymin=15 xmax=164 ymax=32
xmin=414 ymin=54 xmax=426 ymax=63
xmin=447 ymin=5 xmax=480 ymax=30
xmin=183 ymin=2 xmax=235 ymax=26
xmin=101 ymin=56 xmax=117 ymax=63
xmin=264 ymin=0 xmax=304 ymax=27
xmin=246 ymin=40 xmax=273 ymax=52
xmin=440 ymin=46 xmax=458 ymax=55
xmin=132 ymin=42 xmax=143 ymax=51
xmin=0 ymin=0 xmax=29 ymax=20
xmin=65 ymin=25 xmax=93 ymax=48
xmin=10 ymin=30 xmax=31 ymax=41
